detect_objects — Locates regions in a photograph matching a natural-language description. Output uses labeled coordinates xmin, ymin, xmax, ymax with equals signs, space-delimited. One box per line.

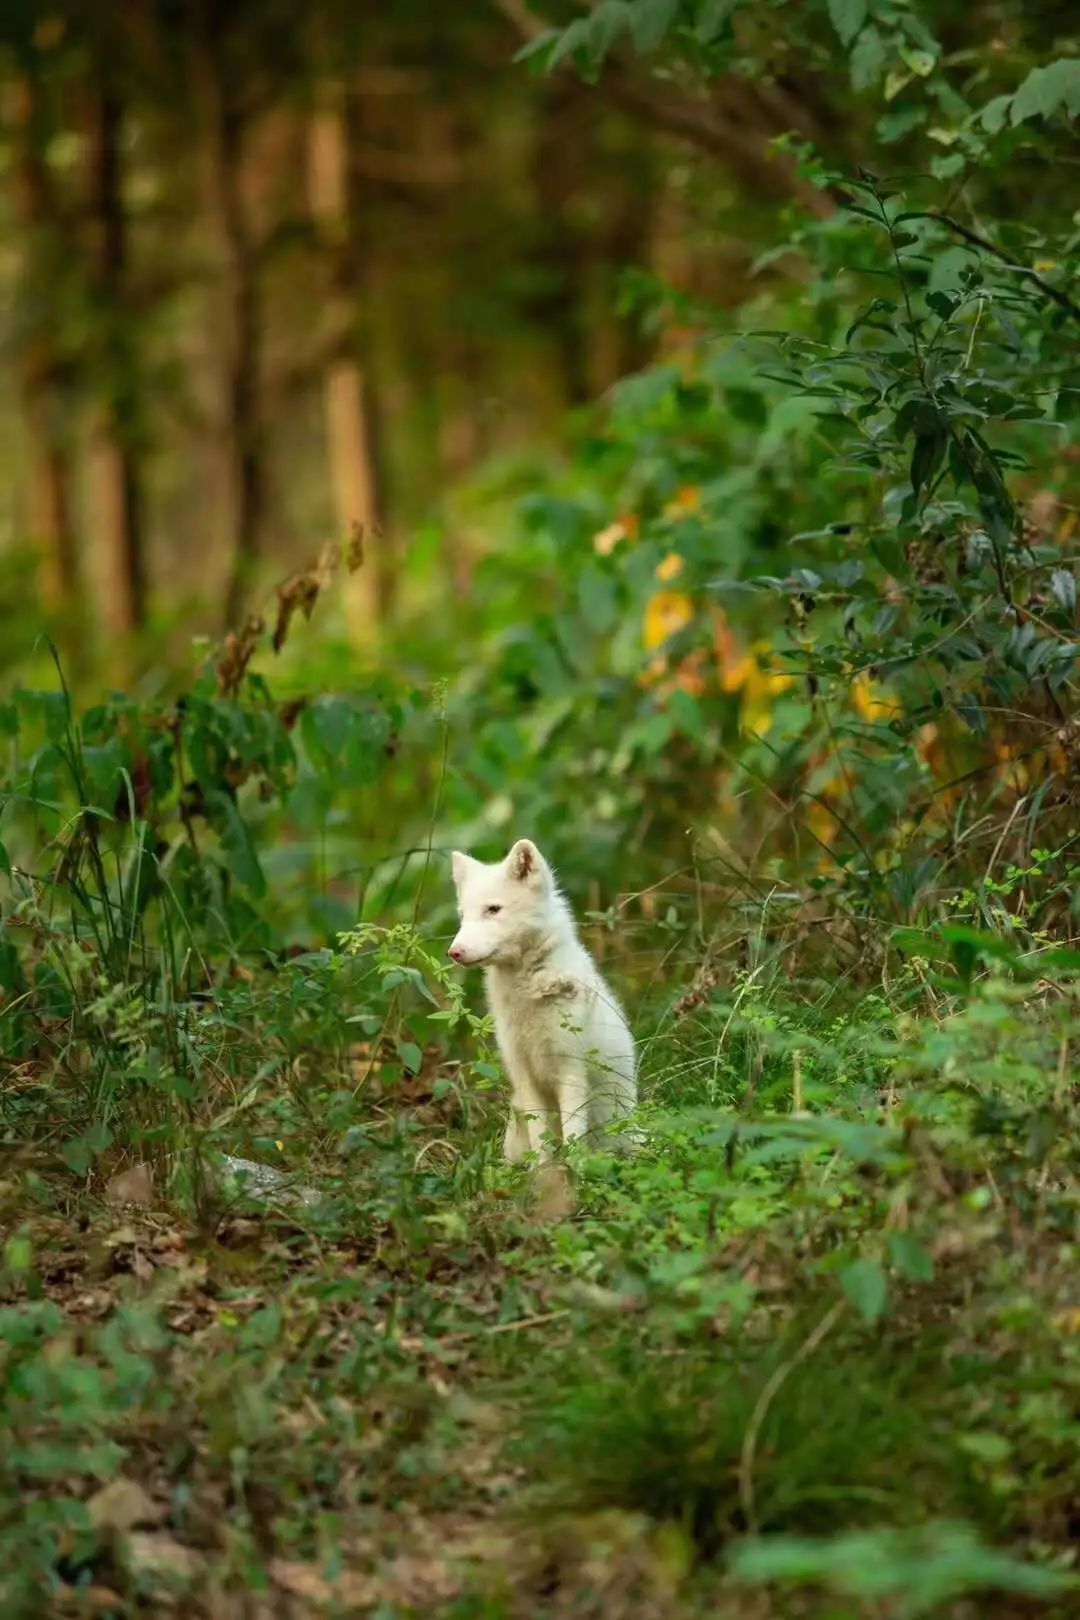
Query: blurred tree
xmin=10 ymin=71 xmax=80 ymax=627
xmin=307 ymin=72 xmax=385 ymax=636
xmin=84 ymin=28 xmax=146 ymax=639
xmin=194 ymin=3 xmax=265 ymax=630
xmin=3 ymin=0 xmax=1069 ymax=676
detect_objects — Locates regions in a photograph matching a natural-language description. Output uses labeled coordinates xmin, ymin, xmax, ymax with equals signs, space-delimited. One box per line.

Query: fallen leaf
xmin=125 ymin=1532 xmax=202 ymax=1584
xmin=132 ymin=1248 xmax=155 ymax=1283
xmin=56 ymin=1585 xmax=124 ymax=1613
xmin=87 ymin=1477 xmax=164 ymax=1533
xmin=105 ymin=1165 xmax=154 ymax=1207
xmin=268 ymin=1559 xmax=375 ymax=1606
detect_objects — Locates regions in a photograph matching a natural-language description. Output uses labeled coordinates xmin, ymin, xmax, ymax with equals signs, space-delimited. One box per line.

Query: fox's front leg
xmin=556 ymin=1063 xmax=591 ymax=1146
xmin=502 ymin=1060 xmax=558 ymax=1162
xmin=503 ymin=1110 xmax=533 ymax=1163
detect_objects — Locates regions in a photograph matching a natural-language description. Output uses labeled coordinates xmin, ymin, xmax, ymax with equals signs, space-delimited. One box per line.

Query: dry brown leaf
xmin=216 ymin=614 xmax=265 ymax=696
xmin=56 ymin=1585 xmax=124 ymax=1613
xmin=268 ymin=1558 xmax=375 ymax=1607
xmin=125 ymin=1532 xmax=203 ymax=1584
xmin=314 ymin=541 xmax=340 ymax=588
xmin=345 ymin=521 xmax=366 ymax=572
xmin=132 ymin=1248 xmax=155 ymax=1283
xmin=105 ymin=1164 xmax=154 ymax=1207
xmin=87 ymin=1477 xmax=164 ymax=1532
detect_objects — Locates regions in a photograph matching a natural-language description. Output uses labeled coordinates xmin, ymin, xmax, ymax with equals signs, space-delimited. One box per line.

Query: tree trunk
xmin=199 ymin=38 xmax=263 ymax=630
xmin=86 ymin=76 xmax=145 ymax=639
xmin=593 ymin=124 xmax=657 ymax=388
xmin=11 ymin=77 xmax=80 ymax=622
xmin=529 ymin=78 xmax=595 ymax=408
xmin=307 ymin=81 xmax=385 ymax=639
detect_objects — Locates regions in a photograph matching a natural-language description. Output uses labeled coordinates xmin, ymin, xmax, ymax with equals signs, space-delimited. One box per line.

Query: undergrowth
xmin=3 ymin=763 xmax=1079 ymax=1618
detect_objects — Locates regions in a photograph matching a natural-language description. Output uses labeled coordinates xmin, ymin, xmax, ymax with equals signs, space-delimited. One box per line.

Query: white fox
xmin=449 ymin=839 xmax=636 ymax=1160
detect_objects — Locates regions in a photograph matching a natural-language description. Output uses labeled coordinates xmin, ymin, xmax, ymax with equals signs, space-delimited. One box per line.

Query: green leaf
xmin=1010 ymin=58 xmax=1080 ymax=125
xmin=3 ymin=1233 xmax=32 ymax=1282
xmin=578 ymin=564 xmax=619 ymax=633
xmin=898 ymin=45 xmax=935 ymax=78
xmin=926 ymin=290 xmax=958 ymax=319
xmin=930 ymin=151 xmax=965 ymax=179
xmin=877 ymin=105 xmax=926 ymax=143
xmin=1051 ymin=567 xmax=1077 ymax=616
xmin=828 ymin=0 xmax=867 ymax=48
xmin=512 ymin=29 xmax=560 ymax=65
xmin=850 ymin=26 xmax=885 ymax=90
xmin=887 ymin=1231 xmax=935 ymax=1283
xmin=958 ymin=1430 xmax=1012 ymax=1464
xmin=398 ymin=1041 xmax=423 ymax=1073
xmin=548 ymin=16 xmax=592 ymax=68
xmin=840 ymin=1257 xmax=888 ymax=1322
xmin=730 ymin=1523 xmax=1076 ymax=1605
xmin=630 ymin=0 xmax=679 ymax=52
xmin=695 ymin=0 xmax=734 ymax=45
xmin=0 ymin=839 xmax=9 ymax=878
xmin=626 ymin=711 xmax=673 ymax=755
xmin=589 ymin=0 xmax=632 ymax=59
xmin=62 ymin=1122 xmax=113 ymax=1177
xmin=305 ymin=695 xmax=354 ymax=762
xmin=979 ymin=93 xmax=1013 ymax=133
xmin=208 ymin=790 xmax=266 ymax=897
xmin=910 ymin=429 xmax=946 ymax=498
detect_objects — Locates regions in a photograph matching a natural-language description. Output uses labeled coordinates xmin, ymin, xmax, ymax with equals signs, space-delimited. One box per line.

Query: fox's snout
xmin=448 ymin=942 xmax=466 ymax=963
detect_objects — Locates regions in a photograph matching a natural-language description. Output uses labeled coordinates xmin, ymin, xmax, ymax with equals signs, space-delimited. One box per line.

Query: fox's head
xmin=448 ymin=839 xmax=559 ymax=967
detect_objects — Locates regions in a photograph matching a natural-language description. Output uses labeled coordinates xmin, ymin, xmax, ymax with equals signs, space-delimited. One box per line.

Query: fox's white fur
xmin=449 ymin=839 xmax=636 ymax=1160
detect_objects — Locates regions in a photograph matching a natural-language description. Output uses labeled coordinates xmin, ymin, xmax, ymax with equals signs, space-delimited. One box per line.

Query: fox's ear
xmin=506 ymin=838 xmax=544 ymax=883
xmin=451 ymin=851 xmax=471 ymax=891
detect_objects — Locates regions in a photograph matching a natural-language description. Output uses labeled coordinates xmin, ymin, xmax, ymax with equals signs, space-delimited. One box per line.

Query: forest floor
xmin=4 ymin=955 xmax=1080 ymax=1620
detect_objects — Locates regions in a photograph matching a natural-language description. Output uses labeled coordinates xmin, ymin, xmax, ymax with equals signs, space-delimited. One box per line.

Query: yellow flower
xmin=593 ymin=521 xmax=627 ymax=557
xmin=662 ymin=484 xmax=702 ymax=520
xmin=593 ymin=512 xmax=640 ymax=556
xmin=655 ymin=552 xmax=684 ymax=582
xmin=746 ymin=669 xmax=793 ymax=731
xmin=721 ymin=653 xmax=755 ymax=694
xmin=643 ymin=590 xmax=694 ymax=651
xmin=852 ymin=674 xmax=901 ymax=723
xmin=806 ymin=800 xmax=840 ymax=847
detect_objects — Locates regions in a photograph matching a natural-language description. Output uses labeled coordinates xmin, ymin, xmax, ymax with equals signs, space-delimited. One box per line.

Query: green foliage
xmin=731 ymin=1523 xmax=1076 ymax=1614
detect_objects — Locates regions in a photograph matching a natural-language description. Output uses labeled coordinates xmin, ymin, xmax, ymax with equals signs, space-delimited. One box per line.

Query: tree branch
xmin=489 ymin=0 xmax=832 ymax=215
xmin=920 ymin=212 xmax=1080 ymax=322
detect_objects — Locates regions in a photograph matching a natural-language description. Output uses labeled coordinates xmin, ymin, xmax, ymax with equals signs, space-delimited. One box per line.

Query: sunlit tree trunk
xmin=11 ymin=77 xmax=80 ymax=624
xmin=307 ymin=80 xmax=385 ymax=639
xmin=86 ymin=76 xmax=145 ymax=639
xmin=437 ymin=341 xmax=483 ymax=599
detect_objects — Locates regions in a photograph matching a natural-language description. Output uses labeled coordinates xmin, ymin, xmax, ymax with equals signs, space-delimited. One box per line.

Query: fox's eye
xmin=484 ymin=903 xmax=503 ymax=917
